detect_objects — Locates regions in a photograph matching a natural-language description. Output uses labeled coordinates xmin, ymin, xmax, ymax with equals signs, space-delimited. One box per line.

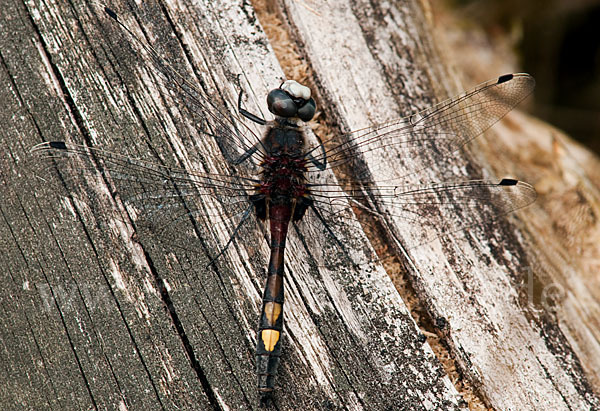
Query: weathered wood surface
xmin=275 ymin=0 xmax=600 ymax=409
xmin=435 ymin=3 xmax=600 ymax=397
xmin=0 ymin=0 xmax=466 ymax=410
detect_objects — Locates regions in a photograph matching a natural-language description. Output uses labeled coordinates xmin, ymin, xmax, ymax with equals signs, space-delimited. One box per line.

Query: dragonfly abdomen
xmin=256 ymin=202 xmax=293 ymax=404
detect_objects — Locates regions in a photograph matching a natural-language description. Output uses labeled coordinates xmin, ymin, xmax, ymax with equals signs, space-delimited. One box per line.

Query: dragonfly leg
xmin=233 ymin=88 xmax=267 ymax=165
xmin=307 ymin=202 xmax=341 ymax=245
xmin=306 ymin=131 xmax=327 ymax=171
xmin=238 ymin=89 xmax=267 ymax=125
xmin=307 ymin=151 xmax=326 ymax=171
xmin=233 ymin=142 xmax=260 ymax=165
xmin=205 ymin=205 xmax=254 ymax=268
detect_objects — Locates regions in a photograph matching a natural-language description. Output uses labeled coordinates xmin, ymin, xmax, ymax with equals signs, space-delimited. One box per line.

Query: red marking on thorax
xmin=258 ymin=155 xmax=309 ymax=201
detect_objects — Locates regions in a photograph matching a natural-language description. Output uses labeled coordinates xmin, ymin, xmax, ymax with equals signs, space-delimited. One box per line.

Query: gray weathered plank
xmin=277 ymin=0 xmax=600 ymax=409
xmin=1 ymin=0 xmax=465 ymax=409
xmin=435 ymin=3 xmax=600 ymax=397
xmin=1 ymin=1 xmax=213 ymax=409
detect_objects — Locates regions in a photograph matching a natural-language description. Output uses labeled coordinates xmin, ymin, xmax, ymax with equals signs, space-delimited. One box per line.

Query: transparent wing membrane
xmin=103 ymin=6 xmax=265 ymax=166
xmin=309 ymin=178 xmax=537 ymax=247
xmin=313 ymin=74 xmax=535 ymax=178
xmin=30 ymin=142 xmax=257 ymax=246
xmin=30 ymin=75 xmax=536 ymax=255
xmin=29 ymin=8 xmax=537 ymax=261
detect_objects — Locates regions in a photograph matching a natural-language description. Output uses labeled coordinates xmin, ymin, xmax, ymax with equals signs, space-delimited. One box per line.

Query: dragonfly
xmin=31 ymin=5 xmax=536 ymax=406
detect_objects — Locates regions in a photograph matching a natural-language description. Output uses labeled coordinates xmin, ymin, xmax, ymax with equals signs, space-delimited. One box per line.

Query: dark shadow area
xmin=451 ymin=0 xmax=600 ymax=154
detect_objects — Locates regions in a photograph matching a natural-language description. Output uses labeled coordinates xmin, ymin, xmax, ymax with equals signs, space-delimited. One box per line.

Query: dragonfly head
xmin=267 ymin=80 xmax=316 ymax=121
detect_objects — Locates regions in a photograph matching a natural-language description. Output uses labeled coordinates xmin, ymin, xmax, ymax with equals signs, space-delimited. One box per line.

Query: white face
xmin=280 ymin=80 xmax=311 ymax=100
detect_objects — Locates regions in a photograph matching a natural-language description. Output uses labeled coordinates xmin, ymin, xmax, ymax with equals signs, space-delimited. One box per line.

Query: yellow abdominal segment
xmin=261 ymin=330 xmax=280 ymax=352
xmin=264 ymin=302 xmax=282 ymax=326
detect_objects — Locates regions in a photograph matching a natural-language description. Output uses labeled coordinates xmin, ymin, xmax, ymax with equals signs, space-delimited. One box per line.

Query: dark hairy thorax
xmin=251 ymin=118 xmax=313 ymax=223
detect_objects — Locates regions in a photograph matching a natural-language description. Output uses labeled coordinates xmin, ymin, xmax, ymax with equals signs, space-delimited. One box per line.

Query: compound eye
xmin=297 ymin=98 xmax=316 ymax=121
xmin=267 ymin=89 xmax=297 ymax=117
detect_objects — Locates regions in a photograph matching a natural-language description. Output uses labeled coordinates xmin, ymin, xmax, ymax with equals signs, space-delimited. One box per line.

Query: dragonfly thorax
xmin=252 ymin=148 xmax=311 ymax=223
xmin=262 ymin=119 xmax=307 ymax=158
xmin=258 ymin=155 xmax=308 ymax=197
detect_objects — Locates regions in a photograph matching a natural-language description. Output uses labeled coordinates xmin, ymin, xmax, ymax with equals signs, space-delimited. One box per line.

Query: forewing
xmin=315 ymin=73 xmax=535 ymax=179
xmin=103 ymin=6 xmax=265 ymax=168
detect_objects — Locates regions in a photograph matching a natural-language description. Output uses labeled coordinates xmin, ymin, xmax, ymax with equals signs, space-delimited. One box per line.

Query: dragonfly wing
xmin=104 ymin=7 xmax=265 ymax=167
xmin=305 ymin=74 xmax=536 ymax=246
xmin=310 ymin=178 xmax=536 ymax=248
xmin=30 ymin=141 xmax=257 ymax=254
xmin=317 ymin=74 xmax=535 ymax=180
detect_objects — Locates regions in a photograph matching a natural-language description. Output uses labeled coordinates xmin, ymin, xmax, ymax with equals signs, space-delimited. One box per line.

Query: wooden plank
xmin=435 ymin=3 xmax=600 ymax=396
xmin=277 ymin=0 xmax=600 ymax=409
xmin=1 ymin=0 xmax=465 ymax=409
xmin=0 ymin=1 xmax=213 ymax=409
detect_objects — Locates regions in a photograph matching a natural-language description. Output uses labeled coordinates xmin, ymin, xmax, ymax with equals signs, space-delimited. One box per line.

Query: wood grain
xmin=0 ymin=0 xmax=466 ymax=409
xmin=274 ymin=0 xmax=600 ymax=409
